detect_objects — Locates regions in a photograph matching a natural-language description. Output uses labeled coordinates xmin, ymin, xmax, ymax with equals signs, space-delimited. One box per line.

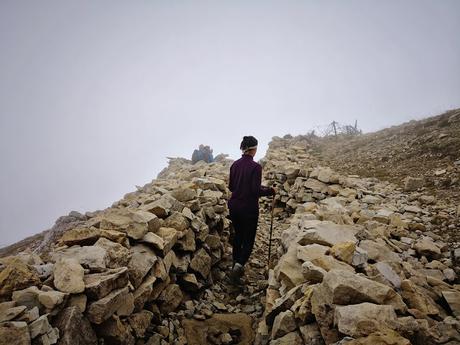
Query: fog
xmin=1 ymin=1 xmax=459 ymax=247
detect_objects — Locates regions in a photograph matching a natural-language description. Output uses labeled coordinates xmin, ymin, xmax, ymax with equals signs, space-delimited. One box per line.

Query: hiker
xmin=192 ymin=144 xmax=214 ymax=164
xmin=227 ymin=136 xmax=276 ymax=284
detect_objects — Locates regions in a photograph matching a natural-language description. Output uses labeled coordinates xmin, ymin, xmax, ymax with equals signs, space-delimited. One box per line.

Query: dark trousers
xmin=229 ymin=209 xmax=259 ymax=266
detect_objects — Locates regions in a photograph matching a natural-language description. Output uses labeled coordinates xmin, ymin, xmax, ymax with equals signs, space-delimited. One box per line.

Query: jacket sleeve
xmin=228 ymin=165 xmax=234 ymax=192
xmin=251 ymin=165 xmax=274 ymax=197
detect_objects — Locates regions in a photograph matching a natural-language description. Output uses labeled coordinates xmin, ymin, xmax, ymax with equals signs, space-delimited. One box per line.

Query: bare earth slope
xmin=314 ymin=108 xmax=460 ymax=205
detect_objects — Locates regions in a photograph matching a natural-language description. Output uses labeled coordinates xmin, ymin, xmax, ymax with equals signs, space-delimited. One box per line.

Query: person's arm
xmin=251 ymin=165 xmax=275 ymax=197
xmin=228 ymin=165 xmax=234 ymax=192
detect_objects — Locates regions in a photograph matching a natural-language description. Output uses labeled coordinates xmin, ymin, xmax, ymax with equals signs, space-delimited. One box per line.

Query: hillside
xmin=315 ymin=108 xmax=460 ymax=205
xmin=0 ymin=110 xmax=460 ymax=345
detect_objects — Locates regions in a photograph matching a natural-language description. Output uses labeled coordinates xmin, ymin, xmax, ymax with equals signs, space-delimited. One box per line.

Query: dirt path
xmin=189 ymin=199 xmax=287 ymax=344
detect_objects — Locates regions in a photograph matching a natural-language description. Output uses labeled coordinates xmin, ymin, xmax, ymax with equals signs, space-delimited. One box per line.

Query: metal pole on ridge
xmin=267 ymin=195 xmax=276 ymax=268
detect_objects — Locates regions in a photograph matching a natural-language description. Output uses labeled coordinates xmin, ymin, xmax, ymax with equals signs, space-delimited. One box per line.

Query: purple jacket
xmin=228 ymin=154 xmax=274 ymax=215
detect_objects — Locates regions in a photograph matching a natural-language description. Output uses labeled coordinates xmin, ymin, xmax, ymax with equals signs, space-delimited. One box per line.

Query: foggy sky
xmin=1 ymin=1 xmax=459 ymax=247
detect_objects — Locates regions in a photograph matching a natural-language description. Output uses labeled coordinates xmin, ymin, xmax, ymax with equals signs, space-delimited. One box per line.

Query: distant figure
xmin=227 ymin=136 xmax=276 ymax=284
xmin=192 ymin=144 xmax=214 ymax=164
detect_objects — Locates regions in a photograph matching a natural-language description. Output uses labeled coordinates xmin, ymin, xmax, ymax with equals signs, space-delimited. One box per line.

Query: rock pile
xmin=0 ymin=157 xmax=240 ymax=344
xmin=256 ymin=140 xmax=460 ymax=345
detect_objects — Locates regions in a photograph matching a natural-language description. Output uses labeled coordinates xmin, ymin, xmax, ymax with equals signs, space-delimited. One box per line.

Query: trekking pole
xmin=267 ymin=194 xmax=276 ymax=268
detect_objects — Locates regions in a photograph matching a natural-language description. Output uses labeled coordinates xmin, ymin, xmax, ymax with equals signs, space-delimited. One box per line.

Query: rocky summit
xmin=1 ymin=111 xmax=460 ymax=345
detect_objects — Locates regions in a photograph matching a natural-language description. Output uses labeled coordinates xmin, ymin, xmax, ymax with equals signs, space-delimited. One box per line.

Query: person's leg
xmin=239 ymin=215 xmax=259 ymax=266
xmin=230 ymin=210 xmax=244 ymax=265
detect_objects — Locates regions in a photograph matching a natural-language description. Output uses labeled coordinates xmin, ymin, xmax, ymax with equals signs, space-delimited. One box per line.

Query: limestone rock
xmin=374 ymin=262 xmax=402 ymax=289
xmin=400 ymin=279 xmax=439 ymax=316
xmin=0 ymin=306 xmax=26 ymax=323
xmin=158 ymin=284 xmax=183 ymax=314
xmin=38 ymin=290 xmax=67 ymax=310
xmin=172 ymin=187 xmax=197 ymax=202
xmin=297 ymin=244 xmax=329 ymax=262
xmin=359 ymin=240 xmax=401 ymax=263
xmin=96 ymin=315 xmax=135 ymax=345
xmin=12 ymin=286 xmax=41 ymax=310
xmin=320 ymin=269 xmax=407 ymax=312
xmin=330 ymin=241 xmax=356 ymax=264
xmin=275 ymin=246 xmax=306 ymax=290
xmin=128 ymin=310 xmax=153 ymax=338
xmin=268 ymin=331 xmax=303 ymax=345
xmin=53 ymin=306 xmax=97 ymax=345
xmin=84 ymin=267 xmax=129 ymax=300
xmin=29 ymin=315 xmax=53 ymax=339
xmin=0 ymin=258 xmax=41 ymax=299
xmin=163 ymin=211 xmax=189 ymax=231
xmin=68 ymin=294 xmax=87 ymax=313
xmin=298 ymin=323 xmax=324 ymax=345
xmin=310 ymin=255 xmax=355 ymax=272
xmin=190 ymin=248 xmax=211 ymax=278
xmin=302 ymin=261 xmax=327 ymax=283
xmin=94 ymin=238 xmax=131 ymax=268
xmin=414 ymin=237 xmax=441 ymax=259
xmin=304 ymin=179 xmax=328 ymax=193
xmin=52 ymin=246 xmax=108 ymax=271
xmin=59 ymin=227 xmax=102 ymax=246
xmin=334 ymin=302 xmax=398 ymax=338
xmin=347 ymin=329 xmax=411 ymax=345
xmin=271 ymin=310 xmax=296 ymax=339
xmin=154 ymin=227 xmax=179 ymax=255
xmin=442 ymin=290 xmax=460 ymax=318
xmin=0 ymin=321 xmax=31 ymax=345
xmin=298 ymin=220 xmax=357 ymax=247
xmin=175 ymin=228 xmax=196 ymax=252
xmin=54 ymin=258 xmax=85 ymax=294
xmin=128 ymin=244 xmax=157 ymax=288
xmin=87 ymin=286 xmax=130 ymax=324
xmin=99 ymin=208 xmax=160 ymax=239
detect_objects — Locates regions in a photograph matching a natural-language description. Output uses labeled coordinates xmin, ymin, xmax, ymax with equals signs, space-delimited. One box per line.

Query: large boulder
xmin=98 ymin=208 xmax=159 ymax=240
xmin=297 ymin=221 xmax=357 ymax=247
xmin=318 ymin=269 xmax=407 ymax=312
xmin=334 ymin=303 xmax=398 ymax=338
xmin=52 ymin=246 xmax=108 ymax=271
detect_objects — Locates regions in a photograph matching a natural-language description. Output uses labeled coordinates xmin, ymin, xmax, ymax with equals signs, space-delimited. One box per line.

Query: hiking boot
xmin=233 ymin=263 xmax=244 ymax=277
xmin=229 ymin=263 xmax=244 ymax=285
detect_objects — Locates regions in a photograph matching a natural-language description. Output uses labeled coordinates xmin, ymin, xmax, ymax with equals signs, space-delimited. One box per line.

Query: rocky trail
xmin=1 ymin=113 xmax=460 ymax=345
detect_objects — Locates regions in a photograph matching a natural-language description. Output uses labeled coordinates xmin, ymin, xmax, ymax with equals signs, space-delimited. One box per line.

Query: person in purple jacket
xmin=228 ymin=136 xmax=276 ymax=284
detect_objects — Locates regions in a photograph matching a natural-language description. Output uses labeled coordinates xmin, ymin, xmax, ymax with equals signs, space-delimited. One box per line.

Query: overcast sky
xmin=1 ymin=1 xmax=459 ymax=247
